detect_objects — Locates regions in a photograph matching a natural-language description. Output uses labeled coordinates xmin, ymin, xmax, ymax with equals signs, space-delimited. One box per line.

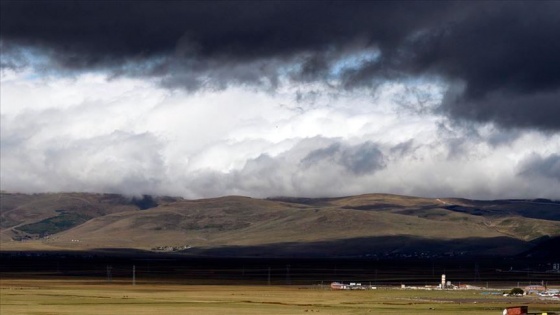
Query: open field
xmin=1 ymin=278 xmax=559 ymax=315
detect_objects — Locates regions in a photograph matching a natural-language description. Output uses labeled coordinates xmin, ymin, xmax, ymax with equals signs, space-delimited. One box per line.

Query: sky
xmin=1 ymin=1 xmax=559 ymax=200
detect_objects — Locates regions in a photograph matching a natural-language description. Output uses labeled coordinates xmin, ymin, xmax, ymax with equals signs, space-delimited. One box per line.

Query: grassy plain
xmin=1 ymin=278 xmax=559 ymax=315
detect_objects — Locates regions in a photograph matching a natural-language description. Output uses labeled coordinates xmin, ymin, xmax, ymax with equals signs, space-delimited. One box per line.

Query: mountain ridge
xmin=1 ymin=191 xmax=558 ymax=258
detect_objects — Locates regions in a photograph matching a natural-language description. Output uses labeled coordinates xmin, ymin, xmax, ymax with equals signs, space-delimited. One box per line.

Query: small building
xmin=330 ymin=282 xmax=370 ymax=290
xmin=525 ymin=285 xmax=546 ymax=295
xmin=330 ymin=282 xmax=347 ymax=290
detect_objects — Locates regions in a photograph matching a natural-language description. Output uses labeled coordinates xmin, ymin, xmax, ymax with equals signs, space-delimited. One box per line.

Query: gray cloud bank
xmin=2 ymin=1 xmax=560 ymax=130
xmin=2 ymin=76 xmax=559 ymax=200
xmin=4 ymin=129 xmax=559 ymax=199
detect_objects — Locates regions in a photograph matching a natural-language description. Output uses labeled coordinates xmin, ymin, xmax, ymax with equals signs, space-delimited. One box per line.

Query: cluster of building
xmin=522 ymin=285 xmax=559 ymax=298
xmin=330 ymin=282 xmax=376 ymax=290
xmin=330 ymin=275 xmax=559 ymax=299
xmin=400 ymin=274 xmax=469 ymax=290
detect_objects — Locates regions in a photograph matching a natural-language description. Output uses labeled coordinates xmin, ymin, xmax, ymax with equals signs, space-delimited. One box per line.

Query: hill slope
xmin=1 ymin=192 xmax=559 ymax=257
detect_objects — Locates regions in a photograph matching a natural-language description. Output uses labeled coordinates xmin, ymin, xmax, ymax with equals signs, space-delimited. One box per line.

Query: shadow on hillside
xmin=520 ymin=236 xmax=560 ymax=259
xmin=180 ymin=235 xmax=530 ymax=258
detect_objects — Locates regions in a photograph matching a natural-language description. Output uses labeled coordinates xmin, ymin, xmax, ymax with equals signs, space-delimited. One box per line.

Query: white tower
xmin=441 ymin=274 xmax=446 ymax=289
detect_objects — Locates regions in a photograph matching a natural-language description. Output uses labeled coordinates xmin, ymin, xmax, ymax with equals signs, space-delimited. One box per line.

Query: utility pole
xmin=106 ymin=265 xmax=112 ymax=282
xmin=286 ymin=264 xmax=291 ymax=285
xmin=132 ymin=265 xmax=136 ymax=286
xmin=268 ymin=267 xmax=271 ymax=285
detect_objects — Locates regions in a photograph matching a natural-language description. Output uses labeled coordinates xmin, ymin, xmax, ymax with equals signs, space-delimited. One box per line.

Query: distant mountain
xmin=1 ymin=192 xmax=559 ymax=258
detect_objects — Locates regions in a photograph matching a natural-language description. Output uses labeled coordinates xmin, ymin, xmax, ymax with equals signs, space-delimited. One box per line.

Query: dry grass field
xmin=1 ymin=278 xmax=559 ymax=315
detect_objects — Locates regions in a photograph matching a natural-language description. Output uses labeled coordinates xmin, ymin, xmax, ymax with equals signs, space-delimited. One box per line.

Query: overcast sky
xmin=1 ymin=1 xmax=559 ymax=199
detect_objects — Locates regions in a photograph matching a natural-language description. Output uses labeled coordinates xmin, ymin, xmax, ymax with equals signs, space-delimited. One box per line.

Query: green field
xmin=1 ymin=278 xmax=559 ymax=315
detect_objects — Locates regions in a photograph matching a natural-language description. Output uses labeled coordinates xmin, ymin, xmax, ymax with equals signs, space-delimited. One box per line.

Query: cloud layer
xmin=1 ymin=2 xmax=559 ymax=199
xmin=3 ymin=1 xmax=560 ymax=130
xmin=2 ymin=70 xmax=559 ymax=199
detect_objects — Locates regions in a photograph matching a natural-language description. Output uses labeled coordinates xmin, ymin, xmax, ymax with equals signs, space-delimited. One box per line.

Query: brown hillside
xmin=1 ymin=192 xmax=558 ymax=257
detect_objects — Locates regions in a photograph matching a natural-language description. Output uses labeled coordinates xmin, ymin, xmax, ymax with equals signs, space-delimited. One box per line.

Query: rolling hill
xmin=1 ymin=192 xmax=559 ymax=258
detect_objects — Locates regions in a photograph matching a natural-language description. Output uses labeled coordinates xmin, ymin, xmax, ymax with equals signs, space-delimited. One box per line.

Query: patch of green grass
xmin=16 ymin=210 xmax=92 ymax=236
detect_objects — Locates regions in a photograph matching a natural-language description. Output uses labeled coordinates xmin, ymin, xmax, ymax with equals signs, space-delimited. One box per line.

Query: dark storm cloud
xmin=2 ymin=1 xmax=559 ymax=129
xmin=443 ymin=89 xmax=560 ymax=131
xmin=340 ymin=142 xmax=386 ymax=175
xmin=520 ymin=154 xmax=560 ymax=182
xmin=0 ymin=1 xmax=445 ymax=68
xmin=301 ymin=142 xmax=385 ymax=175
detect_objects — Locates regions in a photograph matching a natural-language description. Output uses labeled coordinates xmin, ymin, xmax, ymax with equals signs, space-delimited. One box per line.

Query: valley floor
xmin=1 ymin=278 xmax=559 ymax=315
